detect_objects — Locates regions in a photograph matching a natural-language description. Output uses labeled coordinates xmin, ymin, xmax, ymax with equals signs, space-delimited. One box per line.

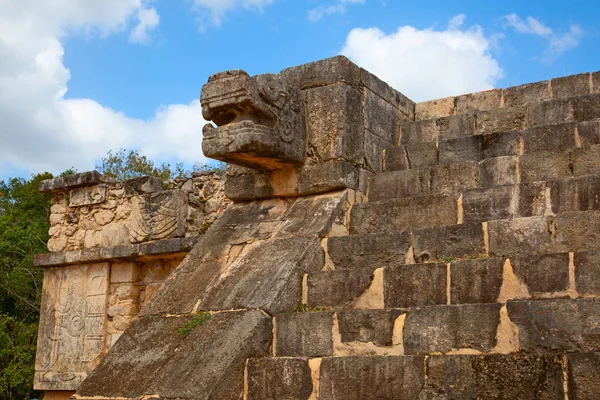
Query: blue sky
xmin=1 ymin=0 xmax=599 ymax=181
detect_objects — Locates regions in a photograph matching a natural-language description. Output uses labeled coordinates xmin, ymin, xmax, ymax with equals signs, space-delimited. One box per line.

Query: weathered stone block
xmin=488 ymin=216 xmax=553 ymax=257
xmin=350 ymin=195 xmax=457 ymax=234
xmin=423 ymin=354 xmax=564 ymax=399
xmin=504 ymin=80 xmax=551 ymax=107
xmin=123 ymin=176 xmax=163 ymax=196
xmin=554 ymin=210 xmax=600 ymax=253
xmin=574 ymin=251 xmax=600 ymax=295
xmin=520 ymin=150 xmax=572 ymax=183
xmin=462 ymin=185 xmax=513 ymax=222
xmin=110 ymin=262 xmax=139 ymax=283
xmin=337 ymin=310 xmax=403 ymax=346
xmin=128 ymin=190 xmax=186 ymax=243
xmin=450 ymin=258 xmax=504 ymax=304
xmin=276 ymin=312 xmax=333 ymax=357
xmin=551 ymin=73 xmax=591 ymax=99
xmin=369 ymin=169 xmax=431 ymax=201
xmin=567 ymin=353 xmax=600 ymax=400
xmin=308 ymin=269 xmax=373 ymax=308
xmin=384 ymin=146 xmax=409 ymax=171
xmin=430 ymin=161 xmax=479 ymax=194
xmin=478 ymin=156 xmax=517 ymax=187
xmin=577 ymin=119 xmax=600 ymax=146
xmin=593 ymin=71 xmax=600 ymax=94
xmin=522 ymin=122 xmax=577 ymax=153
xmin=319 ymin=356 xmax=425 ymax=400
xmin=528 ymin=98 xmax=574 ymax=127
xmin=364 ymin=130 xmax=390 ymax=173
xmin=280 ymin=55 xmax=361 ymax=90
xmin=550 ymin=175 xmax=600 ymax=213
xmin=328 ymin=231 xmax=410 ymax=270
xmin=39 ymin=171 xmax=114 ymax=193
xmin=507 ymin=298 xmax=600 ymax=353
xmin=247 ymin=358 xmax=313 ymax=400
xmin=456 ymin=89 xmax=502 ymax=114
xmin=510 ymin=253 xmax=570 ymax=294
xmin=476 ymin=107 xmax=526 ymax=134
xmin=481 ymin=130 xmax=520 ymax=158
xmin=516 ymin=181 xmax=547 ymax=217
xmin=571 ymin=93 xmax=600 ymax=122
xmin=298 ymin=160 xmax=359 ymax=194
xmin=399 ymin=120 xmax=438 ymax=145
xmin=437 ymin=114 xmax=475 ymax=140
xmin=572 ymin=144 xmax=600 ymax=176
xmin=200 ymin=236 xmax=324 ymax=314
xmin=439 ymin=135 xmax=483 ymax=165
xmin=416 ymin=97 xmax=455 ymax=120
xmin=413 ymin=222 xmax=486 ymax=262
xmin=384 ymin=263 xmax=447 ymax=308
xmin=403 ymin=303 xmax=502 ymax=354
xmin=305 ymin=83 xmax=363 ymax=164
xmin=387 ymin=142 xmax=438 ymax=171
xmin=69 ymin=185 xmax=107 ymax=207
xmin=364 ymin=89 xmax=403 ymax=144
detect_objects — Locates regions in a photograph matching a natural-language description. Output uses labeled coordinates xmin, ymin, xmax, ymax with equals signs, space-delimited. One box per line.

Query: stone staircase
xmin=246 ymin=84 xmax=600 ymax=399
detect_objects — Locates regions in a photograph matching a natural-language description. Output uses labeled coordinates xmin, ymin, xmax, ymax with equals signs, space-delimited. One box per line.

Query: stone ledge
xmin=39 ymin=170 xmax=116 ymax=193
xmin=33 ymin=236 xmax=200 ymax=268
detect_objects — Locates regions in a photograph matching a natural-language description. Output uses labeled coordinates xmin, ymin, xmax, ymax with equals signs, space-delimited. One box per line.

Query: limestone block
xmin=413 ymin=223 xmax=485 ymax=262
xmin=577 ymin=119 xmax=600 ymax=146
xmin=481 ymin=130 xmax=520 ymax=158
xmin=571 ymin=93 xmax=600 ymax=122
xmin=364 ymin=130 xmax=390 ymax=173
xmin=476 ymin=107 xmax=526 ymax=134
xmin=337 ymin=310 xmax=403 ymax=346
xmin=510 ymin=253 xmax=570 ymax=294
xmin=280 ymin=55 xmax=361 ymax=90
xmin=522 ymin=122 xmax=577 ymax=153
xmin=399 ymin=120 xmax=438 ymax=145
xmin=94 ymin=209 xmax=115 ymax=226
xmin=368 ymin=169 xmax=431 ymax=201
xmin=349 ymin=195 xmax=457 ymax=235
xmin=110 ymin=262 xmax=139 ymax=283
xmin=307 ymin=269 xmax=374 ymax=308
xmin=450 ymin=258 xmax=504 ymax=304
xmin=111 ymin=315 xmax=135 ymax=331
xmin=528 ymin=98 xmax=574 ymax=127
xmin=574 ymin=251 xmax=600 ymax=295
xmin=35 ymin=263 xmax=109 ymax=391
xmin=276 ymin=312 xmax=334 ymax=357
xmin=128 ymin=190 xmax=186 ymax=243
xmin=50 ymin=203 xmax=66 ymax=214
xmin=49 ymin=213 xmax=64 ymax=226
xmin=400 ymin=141 xmax=439 ymax=170
xmin=507 ymin=298 xmax=600 ymax=352
xmin=430 ymin=161 xmax=479 ymax=194
xmin=415 ymin=96 xmax=455 ymax=120
xmin=384 ymin=263 xmax=447 ymax=308
xmin=364 ymin=89 xmax=403 ymax=144
xmin=572 ymin=144 xmax=600 ymax=176
xmin=123 ymin=176 xmax=163 ymax=196
xmin=319 ymin=356 xmax=425 ymax=400
xmin=437 ymin=114 xmax=476 ymax=141
xmin=384 ymin=146 xmax=410 ymax=171
xmin=246 ymin=358 xmax=313 ymax=400
xmin=455 ymin=88 xmax=502 ymax=114
xmin=551 ymin=73 xmax=591 ymax=99
xmin=69 ymin=185 xmax=107 ymax=207
xmin=47 ymin=237 xmax=67 ymax=252
xmin=478 ymin=156 xmax=517 ymax=187
xmin=554 ymin=210 xmax=600 ymax=252
xmin=520 ymin=151 xmax=572 ymax=183
xmin=328 ymin=231 xmax=410 ymax=270
xmin=515 ymin=181 xmax=547 ymax=217
xmin=297 ymin=160 xmax=358 ymax=195
xmin=488 ymin=216 xmax=553 ymax=257
xmin=94 ymin=223 xmax=129 ymax=248
xmin=503 ymin=80 xmax=551 ymax=107
xmin=567 ymin=353 xmax=600 ymax=400
xmin=77 ymin=311 xmax=272 ymax=399
xmin=593 ymin=71 xmax=600 ymax=94
xmin=403 ymin=303 xmax=502 ymax=354
xmin=439 ymin=134 xmax=483 ymax=165
xmin=424 ymin=354 xmax=564 ymax=399
xmin=550 ymin=175 xmax=600 ymax=213
xmin=462 ymin=185 xmax=513 ymax=222
xmin=304 ymin=83 xmax=363 ymax=164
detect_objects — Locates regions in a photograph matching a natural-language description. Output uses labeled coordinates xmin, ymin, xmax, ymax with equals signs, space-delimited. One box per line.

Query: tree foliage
xmin=96 ymin=149 xmax=186 ymax=181
xmin=0 ymin=315 xmax=38 ymax=399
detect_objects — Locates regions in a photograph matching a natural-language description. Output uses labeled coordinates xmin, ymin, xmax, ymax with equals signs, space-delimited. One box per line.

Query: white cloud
xmin=192 ymin=0 xmax=274 ymax=30
xmin=309 ymin=0 xmax=365 ymax=22
xmin=503 ymin=14 xmax=582 ymax=63
xmin=340 ymin=15 xmax=503 ymax=102
xmin=129 ymin=7 xmax=160 ymax=44
xmin=0 ymin=1 xmax=210 ymax=177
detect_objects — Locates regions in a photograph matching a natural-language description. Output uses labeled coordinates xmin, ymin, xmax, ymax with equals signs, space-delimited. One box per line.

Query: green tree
xmin=0 ymin=315 xmax=38 ymax=399
xmin=96 ymin=149 xmax=185 ymax=181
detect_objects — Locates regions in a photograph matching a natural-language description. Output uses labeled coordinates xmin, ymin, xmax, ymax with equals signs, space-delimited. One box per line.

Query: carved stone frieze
xmin=128 ymin=190 xmax=186 ymax=243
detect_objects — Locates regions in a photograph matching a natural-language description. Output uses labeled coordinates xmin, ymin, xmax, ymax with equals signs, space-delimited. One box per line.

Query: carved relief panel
xmin=128 ymin=191 xmax=186 ymax=243
xmin=34 ymin=263 xmax=109 ymax=391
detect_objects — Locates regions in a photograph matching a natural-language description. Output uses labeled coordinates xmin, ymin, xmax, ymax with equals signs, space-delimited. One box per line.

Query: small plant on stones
xmin=439 ymin=256 xmax=455 ymax=263
xmin=295 ymin=303 xmax=327 ymax=313
xmin=178 ymin=312 xmax=211 ymax=336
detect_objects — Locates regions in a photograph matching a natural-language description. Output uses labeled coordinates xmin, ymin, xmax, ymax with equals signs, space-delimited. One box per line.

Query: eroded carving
xmin=69 ymin=185 xmax=107 ymax=207
xmin=201 ymin=70 xmax=306 ymax=170
xmin=34 ymin=264 xmax=109 ymax=391
xmin=128 ymin=190 xmax=186 ymax=243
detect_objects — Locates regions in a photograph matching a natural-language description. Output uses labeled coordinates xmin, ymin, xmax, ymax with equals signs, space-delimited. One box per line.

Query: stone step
xmin=309 ymin=250 xmax=600 ymax=309
xmin=388 ymin=119 xmax=600 ymax=173
xmin=247 ymin=352 xmax=599 ymax=399
xmin=271 ymin=299 xmax=600 ymax=361
xmin=401 ymin=93 xmax=600 ymax=146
